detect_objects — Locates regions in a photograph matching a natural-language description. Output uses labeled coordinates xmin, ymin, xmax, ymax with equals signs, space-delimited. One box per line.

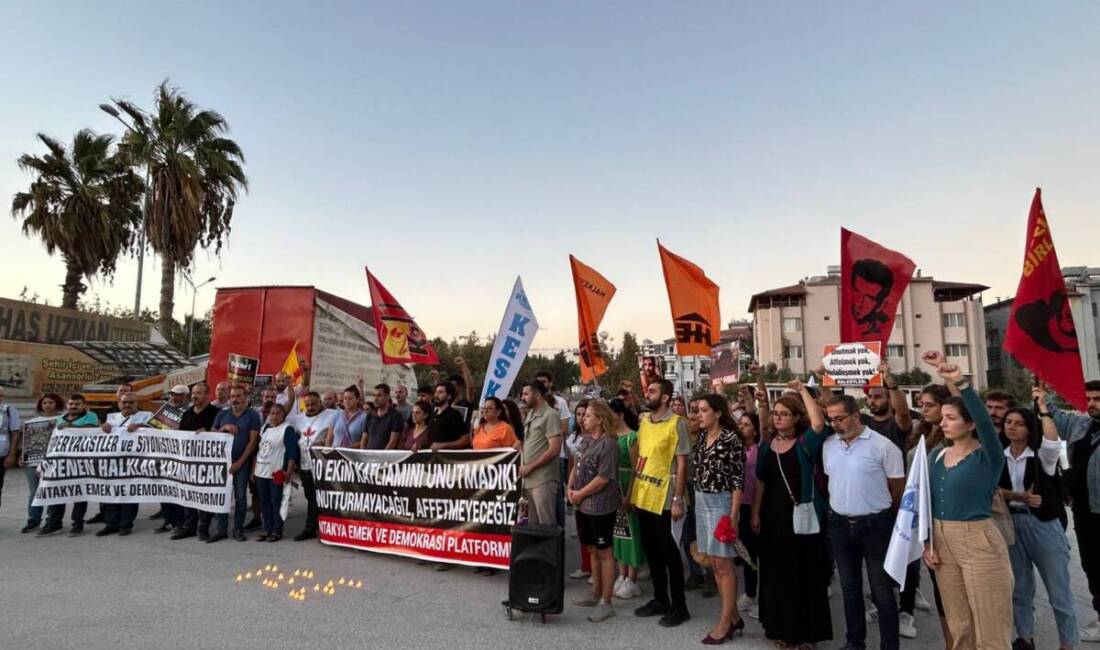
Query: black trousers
xmin=46 ymin=501 xmax=87 ymax=527
xmin=103 ymin=503 xmax=138 ymax=530
xmin=1074 ymin=504 xmax=1100 ymax=616
xmin=301 ymin=471 xmax=319 ymax=534
xmin=636 ymin=508 xmax=687 ymax=609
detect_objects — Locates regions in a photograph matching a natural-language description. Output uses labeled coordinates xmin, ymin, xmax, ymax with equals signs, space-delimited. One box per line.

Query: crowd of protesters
xmin=3 ymin=350 xmax=1100 ymax=649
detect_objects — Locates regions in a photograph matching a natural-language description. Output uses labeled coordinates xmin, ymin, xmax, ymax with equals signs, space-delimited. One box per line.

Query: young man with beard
xmin=520 ymin=381 xmax=563 ymax=525
xmin=860 ymin=363 xmax=913 ymax=453
xmin=177 ymin=383 xmax=226 ymax=542
xmin=428 ymin=382 xmax=469 ymax=451
xmin=985 ymin=390 xmax=1017 ymax=440
xmin=1042 ymin=380 xmax=1100 ymax=642
xmin=630 ymin=379 xmax=692 ymax=628
xmin=290 ymin=391 xmax=336 ymax=541
xmin=97 ymin=394 xmax=152 ymax=536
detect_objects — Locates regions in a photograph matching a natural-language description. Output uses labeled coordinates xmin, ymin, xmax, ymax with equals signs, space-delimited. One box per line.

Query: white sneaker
xmin=914 ymin=589 xmax=933 ymax=612
xmin=1081 ymin=619 xmax=1100 ymax=642
xmin=738 ymin=593 xmax=755 ymax=611
xmin=866 ymin=607 xmax=879 ymax=624
xmin=613 ymin=575 xmax=625 ymax=593
xmin=569 ymin=569 xmax=591 ymax=580
xmin=748 ymin=603 xmax=759 ymax=620
xmin=899 ymin=612 xmax=917 ymax=639
xmin=586 ymin=575 xmax=594 ymax=585
xmin=615 ymin=577 xmax=642 ymax=600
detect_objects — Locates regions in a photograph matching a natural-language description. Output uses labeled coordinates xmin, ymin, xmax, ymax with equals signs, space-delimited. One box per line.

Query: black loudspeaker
xmin=505 ymin=523 xmax=564 ymax=617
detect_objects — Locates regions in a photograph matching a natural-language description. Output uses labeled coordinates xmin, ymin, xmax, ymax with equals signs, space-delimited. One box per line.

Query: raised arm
xmin=789 ymin=379 xmax=825 ymax=433
xmin=939 ymin=362 xmax=1003 ymax=476
xmin=881 ymin=362 xmax=912 ymax=432
xmin=922 ymin=350 xmax=959 ymax=397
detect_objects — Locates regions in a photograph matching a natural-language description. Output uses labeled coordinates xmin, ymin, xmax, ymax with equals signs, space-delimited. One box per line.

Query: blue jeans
xmin=828 ymin=509 xmax=899 ymax=650
xmin=256 ymin=477 xmax=284 ymax=536
xmin=1009 ymin=512 xmax=1079 ymax=646
xmin=26 ymin=466 xmax=43 ymax=525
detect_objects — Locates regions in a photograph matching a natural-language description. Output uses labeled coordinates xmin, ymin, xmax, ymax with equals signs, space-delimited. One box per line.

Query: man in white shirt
xmin=290 ymin=391 xmax=336 ymax=541
xmin=98 ymin=394 xmax=153 ymax=536
xmin=822 ymin=394 xmax=905 ymax=650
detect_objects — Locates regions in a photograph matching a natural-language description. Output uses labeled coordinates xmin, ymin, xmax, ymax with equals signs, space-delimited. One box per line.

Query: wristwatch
xmin=672 ymin=496 xmax=683 ymax=503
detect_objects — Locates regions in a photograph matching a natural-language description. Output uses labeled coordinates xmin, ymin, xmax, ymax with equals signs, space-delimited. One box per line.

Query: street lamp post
xmin=181 ymin=272 xmax=216 ymax=358
xmin=99 ymin=103 xmax=149 ymax=321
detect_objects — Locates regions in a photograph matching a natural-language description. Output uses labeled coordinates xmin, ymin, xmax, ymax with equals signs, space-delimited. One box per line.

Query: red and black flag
xmin=657 ymin=241 xmax=720 ymax=356
xmin=366 ymin=268 xmax=439 ymax=365
xmin=840 ymin=228 xmax=916 ymax=348
xmin=1004 ymin=189 xmax=1086 ymax=409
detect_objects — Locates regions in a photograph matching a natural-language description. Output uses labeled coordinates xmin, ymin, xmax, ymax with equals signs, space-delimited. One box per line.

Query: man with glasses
xmin=822 ymin=392 xmax=905 ymax=650
xmin=98 ymin=395 xmax=152 ymax=536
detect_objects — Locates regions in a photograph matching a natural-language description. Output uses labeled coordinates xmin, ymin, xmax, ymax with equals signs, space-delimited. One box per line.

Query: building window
xmin=942 ymin=313 xmax=965 ymax=328
xmin=782 ymin=317 xmax=802 ymax=333
xmin=1093 ymin=303 xmax=1098 ymax=318
xmin=945 ymin=344 xmax=969 ymax=358
xmin=784 ymin=345 xmax=803 ymax=359
xmin=887 ymin=344 xmax=905 ymax=359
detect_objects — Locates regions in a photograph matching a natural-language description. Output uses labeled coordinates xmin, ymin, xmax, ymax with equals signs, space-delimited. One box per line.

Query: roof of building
xmin=931 ymin=281 xmax=989 ymax=301
xmin=747 ymin=284 xmax=807 ymax=312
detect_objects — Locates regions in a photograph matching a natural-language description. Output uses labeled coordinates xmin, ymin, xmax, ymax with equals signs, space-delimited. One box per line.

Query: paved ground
xmin=1 ymin=475 xmax=1094 ymax=649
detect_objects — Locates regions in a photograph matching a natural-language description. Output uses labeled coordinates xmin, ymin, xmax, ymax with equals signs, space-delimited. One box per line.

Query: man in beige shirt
xmin=520 ymin=381 xmax=563 ymax=525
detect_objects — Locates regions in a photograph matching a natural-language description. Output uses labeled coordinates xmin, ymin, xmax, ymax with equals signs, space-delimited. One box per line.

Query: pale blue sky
xmin=2 ymin=2 xmax=1098 ymax=350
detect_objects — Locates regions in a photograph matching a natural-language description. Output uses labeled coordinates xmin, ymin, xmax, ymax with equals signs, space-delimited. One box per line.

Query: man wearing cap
xmin=98 ymin=394 xmax=152 ymax=536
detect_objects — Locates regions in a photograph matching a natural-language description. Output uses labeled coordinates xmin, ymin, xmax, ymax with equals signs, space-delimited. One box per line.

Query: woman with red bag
xmin=693 ymin=394 xmax=746 ymax=644
xmin=253 ymin=403 xmax=301 ymax=542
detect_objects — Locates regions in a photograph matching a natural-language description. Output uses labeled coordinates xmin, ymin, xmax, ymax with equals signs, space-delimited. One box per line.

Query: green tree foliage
xmin=413 ymin=332 xmax=580 ymax=398
xmin=11 ymin=130 xmax=143 ymax=308
xmin=106 ymin=81 xmax=247 ymax=337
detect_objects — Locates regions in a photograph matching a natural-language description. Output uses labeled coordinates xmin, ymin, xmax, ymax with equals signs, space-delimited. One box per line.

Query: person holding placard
xmin=47 ymin=395 xmax=99 ymax=537
xmin=18 ymin=393 xmax=62 ymax=534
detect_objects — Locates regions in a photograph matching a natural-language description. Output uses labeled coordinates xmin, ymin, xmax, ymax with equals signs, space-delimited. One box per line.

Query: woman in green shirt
xmin=608 ymin=398 xmax=644 ymax=600
xmin=922 ymin=356 xmax=1012 ymax=650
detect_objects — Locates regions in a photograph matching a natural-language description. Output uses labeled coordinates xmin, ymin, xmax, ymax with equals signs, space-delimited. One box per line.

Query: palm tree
xmin=11 ymin=130 xmax=144 ymax=309
xmin=105 ymin=81 xmax=247 ymax=337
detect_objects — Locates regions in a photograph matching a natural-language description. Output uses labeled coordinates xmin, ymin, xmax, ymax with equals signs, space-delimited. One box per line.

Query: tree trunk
xmin=158 ymin=262 xmax=176 ymax=338
xmin=61 ymin=257 xmax=85 ymax=310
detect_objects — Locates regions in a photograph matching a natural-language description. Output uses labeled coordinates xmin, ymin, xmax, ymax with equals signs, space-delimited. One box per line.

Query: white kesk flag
xmin=884 ymin=435 xmax=931 ymax=589
xmin=479 ymin=277 xmax=539 ymax=404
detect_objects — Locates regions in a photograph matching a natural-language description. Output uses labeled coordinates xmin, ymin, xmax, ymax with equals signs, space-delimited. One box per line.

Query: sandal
xmin=256 ymin=533 xmax=268 ymax=542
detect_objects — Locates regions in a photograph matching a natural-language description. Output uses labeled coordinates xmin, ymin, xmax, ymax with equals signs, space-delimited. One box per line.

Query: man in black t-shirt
xmin=860 ymin=363 xmax=912 ymax=453
xmin=176 ymin=382 xmax=226 ymax=542
xmin=428 ymin=382 xmax=470 ymax=450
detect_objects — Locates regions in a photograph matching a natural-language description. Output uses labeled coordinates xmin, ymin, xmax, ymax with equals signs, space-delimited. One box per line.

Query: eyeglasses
xmin=826 ymin=414 xmax=853 ymax=425
xmin=770 ymin=411 xmax=793 ymax=418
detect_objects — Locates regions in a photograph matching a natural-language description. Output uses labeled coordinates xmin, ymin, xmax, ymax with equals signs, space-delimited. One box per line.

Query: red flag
xmin=840 ymin=228 xmax=916 ymax=348
xmin=1004 ymin=189 xmax=1086 ymax=409
xmin=657 ymin=241 xmax=720 ymax=356
xmin=365 ymin=268 xmax=439 ymax=365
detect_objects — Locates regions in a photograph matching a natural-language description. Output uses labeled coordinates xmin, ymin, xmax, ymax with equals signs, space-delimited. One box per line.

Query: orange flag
xmin=280 ymin=341 xmax=304 ymax=386
xmin=569 ymin=255 xmax=617 ymax=383
xmin=657 ymin=241 xmax=720 ymax=356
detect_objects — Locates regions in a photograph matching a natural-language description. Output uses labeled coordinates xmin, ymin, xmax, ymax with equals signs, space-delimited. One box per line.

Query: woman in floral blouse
xmin=693 ymin=393 xmax=746 ymax=644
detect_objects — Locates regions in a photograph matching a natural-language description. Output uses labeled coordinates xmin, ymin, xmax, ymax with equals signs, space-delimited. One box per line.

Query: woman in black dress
xmin=751 ymin=381 xmax=832 ymax=648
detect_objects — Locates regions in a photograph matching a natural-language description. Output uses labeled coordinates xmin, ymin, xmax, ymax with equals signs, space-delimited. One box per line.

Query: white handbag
xmin=776 ymin=445 xmax=821 ymax=535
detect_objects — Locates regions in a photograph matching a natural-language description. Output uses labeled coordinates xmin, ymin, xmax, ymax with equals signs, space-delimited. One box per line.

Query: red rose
xmin=272 ymin=470 xmax=287 ymax=486
xmin=714 ymin=515 xmax=737 ymax=544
